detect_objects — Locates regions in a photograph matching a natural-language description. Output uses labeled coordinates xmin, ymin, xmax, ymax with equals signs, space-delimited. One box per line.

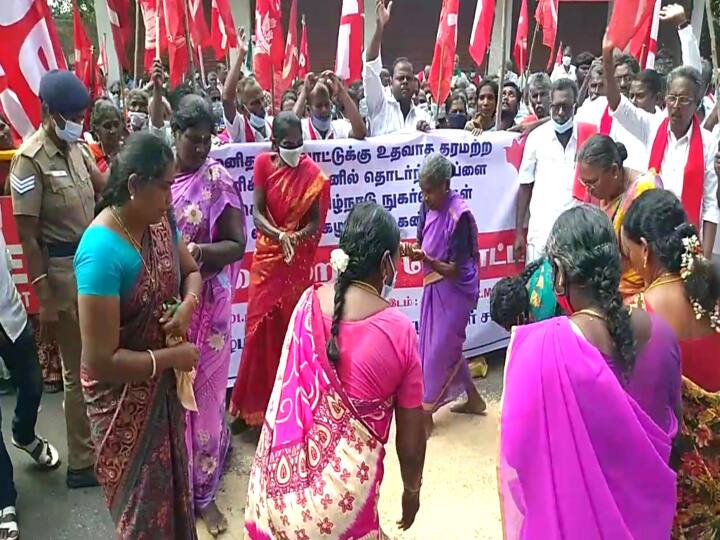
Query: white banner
xmin=210 ymin=129 xmax=526 ymax=385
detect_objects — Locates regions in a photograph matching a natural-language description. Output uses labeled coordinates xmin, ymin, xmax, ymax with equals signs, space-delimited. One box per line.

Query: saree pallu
xmin=173 ymin=158 xmax=243 ymax=511
xmin=500 ymin=318 xmax=677 ymax=539
xmin=419 ymin=192 xmax=479 ymax=412
xmin=81 ymin=218 xmax=196 ymax=540
xmin=245 ymin=287 xmax=390 ymax=540
xmin=231 ymin=154 xmax=330 ymax=426
xmin=601 ymin=170 xmax=662 ymax=301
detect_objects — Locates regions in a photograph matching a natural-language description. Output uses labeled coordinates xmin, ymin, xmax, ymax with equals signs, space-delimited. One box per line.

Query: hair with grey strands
xmin=420 ymin=153 xmax=454 ymax=188
xmin=667 ymin=65 xmax=704 ymax=102
xmin=527 ymin=72 xmax=552 ymax=92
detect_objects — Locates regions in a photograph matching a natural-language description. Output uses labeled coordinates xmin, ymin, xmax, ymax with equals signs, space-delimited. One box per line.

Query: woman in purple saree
xmin=499 ymin=205 xmax=680 ymax=539
xmin=405 ymin=154 xmax=486 ymax=436
xmin=170 ymin=96 xmax=246 ymax=537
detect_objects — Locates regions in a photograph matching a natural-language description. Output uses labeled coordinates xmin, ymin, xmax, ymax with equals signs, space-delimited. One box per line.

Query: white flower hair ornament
xmin=330 ymin=248 xmax=350 ymax=274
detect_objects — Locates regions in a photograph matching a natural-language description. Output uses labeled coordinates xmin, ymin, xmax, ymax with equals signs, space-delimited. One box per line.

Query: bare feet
xmin=200 ymin=501 xmax=228 ymax=537
xmin=451 ymin=392 xmax=487 ymax=415
xmin=424 ymin=414 xmax=434 ymax=440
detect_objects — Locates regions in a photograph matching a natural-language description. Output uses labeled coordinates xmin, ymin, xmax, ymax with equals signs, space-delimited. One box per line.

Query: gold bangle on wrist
xmin=188 ymin=292 xmax=200 ymax=308
xmin=31 ymin=273 xmax=48 ymax=285
xmin=147 ymin=349 xmax=157 ymax=378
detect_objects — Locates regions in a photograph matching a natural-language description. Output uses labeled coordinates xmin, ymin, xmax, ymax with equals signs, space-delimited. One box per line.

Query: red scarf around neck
xmin=648 ymin=115 xmax=704 ymax=227
xmin=599 ymin=105 xmax=613 ymax=135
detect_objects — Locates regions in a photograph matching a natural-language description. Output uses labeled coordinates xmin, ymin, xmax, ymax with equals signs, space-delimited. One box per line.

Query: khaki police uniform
xmin=9 ymin=127 xmax=95 ymax=471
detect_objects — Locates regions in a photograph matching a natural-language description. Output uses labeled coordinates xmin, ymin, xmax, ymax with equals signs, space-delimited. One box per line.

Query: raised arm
xmin=660 ymin=4 xmax=702 ymax=71
xmin=149 ymin=60 xmax=166 ymax=130
xmin=327 ymin=72 xmax=367 ymax=139
xmin=602 ymin=36 xmax=621 ymax=112
xmin=363 ymin=1 xmax=392 ymax=118
xmin=293 ymin=72 xmax=317 ymax=118
xmin=223 ymin=28 xmax=248 ymax=125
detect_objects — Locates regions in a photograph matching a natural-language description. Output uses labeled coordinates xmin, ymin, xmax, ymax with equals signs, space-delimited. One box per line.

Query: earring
xmin=130 ymin=194 xmax=135 ymax=201
xmin=643 ymin=256 xmax=647 ymax=269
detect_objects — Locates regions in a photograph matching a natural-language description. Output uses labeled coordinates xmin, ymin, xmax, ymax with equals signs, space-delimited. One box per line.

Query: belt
xmin=46 ymin=241 xmax=79 ymax=258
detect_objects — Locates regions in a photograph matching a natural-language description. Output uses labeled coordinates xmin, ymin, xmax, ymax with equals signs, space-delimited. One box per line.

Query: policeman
xmin=9 ymin=70 xmax=105 ymax=489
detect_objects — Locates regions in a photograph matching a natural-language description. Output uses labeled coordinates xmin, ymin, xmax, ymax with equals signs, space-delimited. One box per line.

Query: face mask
xmin=552 ymin=115 xmax=574 ymax=134
xmin=212 ymin=102 xmax=224 ymax=122
xmin=128 ymin=111 xmax=148 ymax=131
xmin=562 ymin=55 xmax=572 ymax=67
xmin=248 ymin=111 xmax=267 ymax=130
xmin=311 ymin=114 xmax=332 ymax=133
xmin=279 ymin=145 xmax=303 ymax=168
xmin=418 ymin=103 xmax=429 ymax=114
xmin=448 ymin=112 xmax=468 ymax=129
xmin=381 ymin=252 xmax=397 ymax=300
xmin=55 ymin=115 xmax=83 ymax=142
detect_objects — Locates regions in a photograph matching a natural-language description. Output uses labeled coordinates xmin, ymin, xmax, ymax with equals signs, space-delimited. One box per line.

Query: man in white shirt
xmin=0 ymin=231 xmax=60 ymax=539
xmin=362 ymin=0 xmax=433 ymax=137
xmin=629 ymin=70 xmax=664 ymax=116
xmin=551 ymin=46 xmax=577 ymax=83
xmin=603 ymin=37 xmax=719 ymax=257
xmin=515 ymin=78 xmax=580 ymax=262
xmin=293 ymin=72 xmax=366 ymax=140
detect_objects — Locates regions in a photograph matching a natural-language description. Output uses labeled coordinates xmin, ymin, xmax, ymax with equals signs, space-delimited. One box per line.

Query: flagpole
xmin=525 ymin=23 xmax=539 ymax=78
xmin=133 ymin=0 xmax=141 ymax=85
xmin=182 ymin=0 xmax=196 ymax=85
xmin=706 ymin=0 xmax=718 ymax=79
xmin=495 ymin=0 xmax=508 ymax=130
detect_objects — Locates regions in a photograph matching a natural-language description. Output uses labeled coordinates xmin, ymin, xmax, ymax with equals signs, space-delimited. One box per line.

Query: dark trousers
xmin=0 ymin=323 xmax=42 ymax=508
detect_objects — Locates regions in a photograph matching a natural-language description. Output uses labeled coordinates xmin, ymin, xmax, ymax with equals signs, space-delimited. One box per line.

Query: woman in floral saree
xmin=171 ymin=96 xmax=246 ymax=537
xmin=245 ymin=202 xmax=426 ymax=540
xmin=622 ymin=189 xmax=720 ymax=538
xmin=576 ymin=134 xmax=662 ymax=301
xmin=230 ymin=112 xmax=330 ymax=433
xmin=75 ymin=133 xmax=203 ymax=539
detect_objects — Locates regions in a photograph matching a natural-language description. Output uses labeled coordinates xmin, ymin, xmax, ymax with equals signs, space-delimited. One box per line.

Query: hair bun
xmin=614 ymin=141 xmax=628 ymax=163
xmin=674 ymin=221 xmax=697 ymax=239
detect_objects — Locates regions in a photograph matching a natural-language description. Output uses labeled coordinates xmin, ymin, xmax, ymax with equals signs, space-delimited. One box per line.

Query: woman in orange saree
xmin=230 ymin=112 xmax=330 ymax=431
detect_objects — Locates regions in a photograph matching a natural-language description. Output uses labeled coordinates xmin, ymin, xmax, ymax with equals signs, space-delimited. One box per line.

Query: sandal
xmin=11 ymin=436 xmax=60 ymax=469
xmin=0 ymin=506 xmax=19 ymax=539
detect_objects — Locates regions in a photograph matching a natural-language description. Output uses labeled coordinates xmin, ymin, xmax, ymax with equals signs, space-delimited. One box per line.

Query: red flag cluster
xmin=513 ymin=0 xmax=529 ymax=73
xmin=607 ymin=0 xmax=656 ymax=52
xmin=628 ymin=0 xmax=661 ymax=69
xmin=428 ymin=0 xmax=459 ymax=106
xmin=335 ymin=0 xmax=364 ymax=83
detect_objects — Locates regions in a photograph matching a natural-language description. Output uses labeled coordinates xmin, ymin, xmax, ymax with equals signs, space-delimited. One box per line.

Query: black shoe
xmin=66 ymin=466 xmax=100 ymax=489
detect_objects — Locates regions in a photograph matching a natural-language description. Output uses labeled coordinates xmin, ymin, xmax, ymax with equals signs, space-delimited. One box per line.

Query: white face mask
xmin=279 ymin=145 xmax=303 ymax=168
xmin=248 ymin=111 xmax=267 ymax=130
xmin=551 ymin=115 xmax=574 ymax=134
xmin=127 ymin=111 xmax=148 ymax=131
xmin=562 ymin=55 xmax=571 ymax=67
xmin=381 ymin=252 xmax=397 ymax=300
xmin=55 ymin=114 xmax=83 ymax=142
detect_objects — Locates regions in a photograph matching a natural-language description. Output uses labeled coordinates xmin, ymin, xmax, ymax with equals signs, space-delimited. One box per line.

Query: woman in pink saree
xmin=500 ymin=205 xmax=680 ymax=539
xmin=245 ymin=203 xmax=427 ymax=540
xmin=170 ymin=96 xmax=246 ymax=536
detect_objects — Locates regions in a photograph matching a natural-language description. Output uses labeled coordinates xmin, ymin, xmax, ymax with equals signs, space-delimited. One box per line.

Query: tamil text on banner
xmin=0 ymin=196 xmax=39 ymax=313
xmin=209 ymin=130 xmax=525 ymax=386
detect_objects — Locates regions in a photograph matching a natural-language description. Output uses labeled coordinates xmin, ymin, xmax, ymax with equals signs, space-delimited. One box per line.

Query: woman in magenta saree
xmin=499 ymin=205 xmax=679 ymax=539
xmin=170 ymin=96 xmax=247 ymax=536
xmin=231 ymin=113 xmax=330 ymax=429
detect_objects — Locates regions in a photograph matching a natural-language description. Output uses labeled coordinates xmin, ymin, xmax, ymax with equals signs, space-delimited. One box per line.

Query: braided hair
xmin=327 ymin=202 xmax=401 ymax=363
xmin=623 ymin=189 xmax=720 ymax=326
xmin=95 ymin=131 xmax=174 ymax=215
xmin=546 ymin=205 xmax=636 ymax=376
xmin=489 ymin=258 xmax=544 ymax=330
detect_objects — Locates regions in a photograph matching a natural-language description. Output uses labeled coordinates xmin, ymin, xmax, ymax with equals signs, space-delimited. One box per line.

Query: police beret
xmin=39 ymin=70 xmax=91 ymax=115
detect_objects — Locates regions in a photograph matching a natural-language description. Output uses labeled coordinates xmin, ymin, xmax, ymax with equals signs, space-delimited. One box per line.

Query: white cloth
xmin=362 ymin=51 xmax=434 ymax=137
xmin=301 ymin=117 xmax=352 ymax=140
xmin=224 ymin=113 xmax=273 ymax=143
xmin=610 ymin=96 xmax=720 ymax=225
xmin=518 ymin=121 xmax=580 ymax=256
xmin=575 ymin=96 xmax=651 ymax=171
xmin=678 ymin=25 xmax=702 ymax=72
xmin=0 ymin=232 xmax=27 ymax=343
xmin=550 ymin=64 xmax=577 ymax=83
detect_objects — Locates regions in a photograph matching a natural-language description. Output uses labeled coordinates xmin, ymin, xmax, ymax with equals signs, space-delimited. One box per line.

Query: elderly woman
xmin=403 ymin=154 xmax=485 ymax=437
xmin=87 ymin=99 xmax=125 ymax=173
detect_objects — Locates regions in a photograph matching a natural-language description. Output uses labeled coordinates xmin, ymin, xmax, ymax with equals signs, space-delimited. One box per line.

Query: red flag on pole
xmin=469 ymin=0 xmax=495 ymax=67
xmin=0 ymin=0 xmax=67 ymax=142
xmin=105 ymin=0 xmax=132 ymax=71
xmin=535 ymin=0 xmax=559 ymax=50
xmin=628 ymin=0 xmax=660 ymax=69
xmin=607 ymin=0 xmax=654 ymax=51
xmin=513 ymin=0 xmax=529 ymax=73
xmin=73 ymin=1 xmax=94 ymax=85
xmin=187 ymin=0 xmax=211 ymax=48
xmin=428 ymin=0 xmax=459 ymax=107
xmin=298 ymin=14 xmax=310 ymax=78
xmin=211 ymin=0 xmax=239 ymax=61
xmin=161 ymin=0 xmax=189 ymax=88
xmin=254 ymin=0 xmax=284 ymax=89
xmin=335 ymin=0 xmax=364 ymax=83
xmin=139 ymin=0 xmax=167 ymax=72
xmin=547 ymin=40 xmax=562 ymax=71
xmin=279 ymin=0 xmax=299 ymax=90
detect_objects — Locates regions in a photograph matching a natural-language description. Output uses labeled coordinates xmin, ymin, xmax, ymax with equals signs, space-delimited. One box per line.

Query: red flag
xmin=298 ymin=14 xmax=310 ymax=78
xmin=161 ymin=0 xmax=189 ymax=87
xmin=553 ymin=40 xmax=563 ymax=67
xmin=254 ymin=0 xmax=284 ymax=89
xmin=105 ymin=0 xmax=132 ymax=72
xmin=73 ymin=1 xmax=94 ymax=85
xmin=211 ymin=0 xmax=239 ymax=61
xmin=428 ymin=0 xmax=459 ymax=107
xmin=535 ymin=0 xmax=559 ymax=50
xmin=97 ymin=34 xmax=109 ymax=79
xmin=187 ymin=0 xmax=211 ymax=49
xmin=469 ymin=0 xmax=494 ymax=67
xmin=513 ymin=0 xmax=529 ymax=73
xmin=335 ymin=0 xmax=364 ymax=83
xmin=279 ymin=0 xmax=299 ymax=88
xmin=628 ymin=0 xmax=660 ymax=69
xmin=607 ymin=0 xmax=654 ymax=51
xmin=0 ymin=0 xmax=67 ymax=142
xmin=139 ymin=0 xmax=166 ymax=72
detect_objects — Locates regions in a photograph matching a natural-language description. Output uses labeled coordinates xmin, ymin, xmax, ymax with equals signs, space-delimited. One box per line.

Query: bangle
xmin=31 ymin=273 xmax=48 ymax=285
xmin=147 ymin=349 xmax=157 ymax=378
xmin=187 ymin=292 xmax=200 ymax=308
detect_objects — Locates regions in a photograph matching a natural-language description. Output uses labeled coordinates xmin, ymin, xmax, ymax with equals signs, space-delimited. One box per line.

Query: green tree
xmin=49 ymin=0 xmax=95 ymax=20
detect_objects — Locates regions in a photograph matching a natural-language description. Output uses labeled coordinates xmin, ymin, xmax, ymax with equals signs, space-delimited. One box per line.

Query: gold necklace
xmin=110 ymin=207 xmax=156 ymax=289
xmin=350 ymin=280 xmax=388 ymax=303
xmin=644 ymin=273 xmax=683 ymax=294
xmin=572 ymin=308 xmax=607 ymax=321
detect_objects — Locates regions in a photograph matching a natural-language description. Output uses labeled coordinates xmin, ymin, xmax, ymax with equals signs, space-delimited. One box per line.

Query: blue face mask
xmin=248 ymin=111 xmax=267 ymax=130
xmin=552 ymin=115 xmax=574 ymax=134
xmin=447 ymin=112 xmax=468 ymax=129
xmin=311 ymin=114 xmax=332 ymax=133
